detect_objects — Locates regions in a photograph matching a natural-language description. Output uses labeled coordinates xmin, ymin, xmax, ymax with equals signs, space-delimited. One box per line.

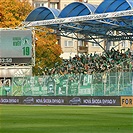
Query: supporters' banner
xmin=4 ymin=72 xmax=132 ymax=97
xmin=12 ymin=75 xmax=92 ymax=96
xmin=121 ymin=96 xmax=133 ymax=107
xmin=79 ymin=74 xmax=92 ymax=95
xmin=0 ymin=96 xmax=121 ymax=106
xmin=0 ymin=79 xmax=12 ymax=96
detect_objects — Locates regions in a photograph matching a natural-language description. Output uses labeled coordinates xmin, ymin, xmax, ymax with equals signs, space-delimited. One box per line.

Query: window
xmin=121 ymin=41 xmax=128 ymax=48
xmin=92 ymin=42 xmax=99 ymax=47
xmin=50 ymin=3 xmax=58 ymax=9
xmin=78 ymin=40 xmax=83 ymax=46
xmin=34 ymin=3 xmax=40 ymax=8
xmin=41 ymin=3 xmax=44 ymax=7
xmin=34 ymin=2 xmax=48 ymax=8
xmin=64 ymin=40 xmax=73 ymax=47
xmin=110 ymin=41 xmax=115 ymax=46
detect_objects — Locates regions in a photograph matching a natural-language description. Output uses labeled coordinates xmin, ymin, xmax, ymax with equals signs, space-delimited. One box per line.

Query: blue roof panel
xmin=58 ymin=2 xmax=97 ymax=18
xmin=95 ymin=0 xmax=115 ymax=13
xmin=25 ymin=7 xmax=60 ymax=21
xmin=116 ymin=2 xmax=130 ymax=11
xmin=95 ymin=0 xmax=133 ymax=13
xmin=25 ymin=0 xmax=133 ymax=22
xmin=25 ymin=7 xmax=45 ymax=21
xmin=105 ymin=0 xmax=127 ymax=12
xmin=95 ymin=0 xmax=133 ymax=21
xmin=35 ymin=10 xmax=51 ymax=21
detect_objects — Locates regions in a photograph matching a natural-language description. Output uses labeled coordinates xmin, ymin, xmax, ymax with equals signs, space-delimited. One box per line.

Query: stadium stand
xmin=42 ymin=48 xmax=132 ymax=75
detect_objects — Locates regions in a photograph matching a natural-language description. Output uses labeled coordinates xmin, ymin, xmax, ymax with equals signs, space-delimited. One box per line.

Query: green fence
xmin=0 ymin=71 xmax=132 ymax=96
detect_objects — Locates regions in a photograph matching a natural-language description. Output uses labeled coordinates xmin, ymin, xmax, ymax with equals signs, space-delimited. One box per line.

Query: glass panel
xmin=36 ymin=9 xmax=50 ymax=20
xmin=116 ymin=3 xmax=129 ymax=11
xmin=69 ymin=5 xmax=86 ymax=17
xmin=78 ymin=8 xmax=90 ymax=16
xmin=95 ymin=0 xmax=115 ymax=13
xmin=26 ymin=7 xmax=45 ymax=21
xmin=106 ymin=1 xmax=126 ymax=12
xmin=59 ymin=4 xmax=79 ymax=18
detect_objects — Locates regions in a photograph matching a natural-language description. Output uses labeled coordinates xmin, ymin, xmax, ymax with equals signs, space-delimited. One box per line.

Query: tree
xmin=0 ymin=0 xmax=63 ymax=76
xmin=33 ymin=28 xmax=63 ymax=75
xmin=0 ymin=0 xmax=33 ymax=27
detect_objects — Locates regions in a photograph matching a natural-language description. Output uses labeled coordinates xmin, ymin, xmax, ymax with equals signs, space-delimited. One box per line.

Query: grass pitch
xmin=0 ymin=105 xmax=133 ymax=133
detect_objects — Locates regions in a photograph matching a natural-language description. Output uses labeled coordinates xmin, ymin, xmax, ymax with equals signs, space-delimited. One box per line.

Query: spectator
xmin=43 ymin=48 xmax=132 ymax=75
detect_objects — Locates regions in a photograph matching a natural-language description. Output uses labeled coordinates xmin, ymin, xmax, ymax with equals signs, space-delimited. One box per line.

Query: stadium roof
xmin=24 ymin=0 xmax=133 ymax=42
xmin=25 ymin=7 xmax=60 ymax=21
xmin=95 ymin=0 xmax=133 ymax=13
xmin=58 ymin=2 xmax=97 ymax=18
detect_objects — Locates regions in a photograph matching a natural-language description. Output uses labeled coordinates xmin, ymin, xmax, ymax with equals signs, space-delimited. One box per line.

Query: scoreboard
xmin=0 ymin=29 xmax=32 ymax=64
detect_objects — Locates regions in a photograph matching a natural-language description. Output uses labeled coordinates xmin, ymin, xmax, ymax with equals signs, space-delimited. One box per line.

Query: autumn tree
xmin=33 ymin=28 xmax=63 ymax=75
xmin=0 ymin=0 xmax=33 ymax=27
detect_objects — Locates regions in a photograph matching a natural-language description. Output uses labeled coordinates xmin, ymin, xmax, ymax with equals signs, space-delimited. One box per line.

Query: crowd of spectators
xmin=44 ymin=48 xmax=132 ymax=75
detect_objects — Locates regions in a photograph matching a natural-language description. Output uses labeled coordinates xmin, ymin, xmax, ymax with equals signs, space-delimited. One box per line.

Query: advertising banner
xmin=121 ymin=96 xmax=133 ymax=107
xmin=0 ymin=97 xmax=20 ymax=104
xmin=0 ymin=96 xmax=121 ymax=106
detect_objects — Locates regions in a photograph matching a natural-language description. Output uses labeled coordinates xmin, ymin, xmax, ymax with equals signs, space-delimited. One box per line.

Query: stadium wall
xmin=0 ymin=96 xmax=122 ymax=106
